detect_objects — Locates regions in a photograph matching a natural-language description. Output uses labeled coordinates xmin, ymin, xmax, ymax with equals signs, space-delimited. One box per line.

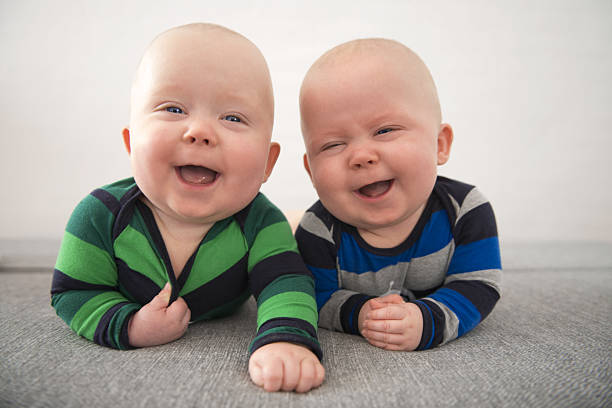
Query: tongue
xmin=180 ymin=165 xmax=217 ymax=184
xmin=359 ymin=180 xmax=391 ymax=197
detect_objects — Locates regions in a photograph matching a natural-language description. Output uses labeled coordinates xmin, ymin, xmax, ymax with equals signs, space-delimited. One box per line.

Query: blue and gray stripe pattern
xmin=295 ymin=176 xmax=502 ymax=350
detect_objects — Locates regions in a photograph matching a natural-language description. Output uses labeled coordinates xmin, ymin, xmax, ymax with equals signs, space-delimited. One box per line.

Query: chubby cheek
xmin=228 ymin=147 xmax=269 ymax=192
xmin=311 ymin=166 xmax=346 ymax=208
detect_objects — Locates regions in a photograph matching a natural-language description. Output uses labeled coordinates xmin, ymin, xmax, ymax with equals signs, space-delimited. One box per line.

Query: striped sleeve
xmin=51 ymin=186 xmax=141 ymax=350
xmin=417 ymin=185 xmax=502 ymax=350
xmin=245 ymin=194 xmax=322 ymax=359
xmin=295 ymin=202 xmax=371 ymax=335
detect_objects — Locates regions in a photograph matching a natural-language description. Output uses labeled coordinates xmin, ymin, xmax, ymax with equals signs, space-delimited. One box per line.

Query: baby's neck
xmin=357 ymin=204 xmax=425 ymax=249
xmin=144 ymin=200 xmax=213 ymax=278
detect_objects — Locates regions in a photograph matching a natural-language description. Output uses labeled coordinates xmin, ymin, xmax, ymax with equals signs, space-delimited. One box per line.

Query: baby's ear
xmin=437 ymin=124 xmax=453 ymax=165
xmin=122 ymin=128 xmax=131 ymax=154
xmin=303 ymin=154 xmax=312 ymax=179
xmin=262 ymin=142 xmax=281 ymax=182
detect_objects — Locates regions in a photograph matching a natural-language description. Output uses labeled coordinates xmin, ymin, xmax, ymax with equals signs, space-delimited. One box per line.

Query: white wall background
xmin=1 ymin=0 xmax=610 ymax=244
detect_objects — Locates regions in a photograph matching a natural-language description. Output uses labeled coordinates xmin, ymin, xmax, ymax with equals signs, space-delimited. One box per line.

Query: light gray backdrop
xmin=1 ymin=0 xmax=610 ymax=244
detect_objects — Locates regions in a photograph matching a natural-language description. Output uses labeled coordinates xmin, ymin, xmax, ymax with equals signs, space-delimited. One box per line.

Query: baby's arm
xmin=249 ymin=342 xmax=324 ymax=393
xmin=295 ymin=206 xmax=373 ymax=334
xmin=245 ymin=196 xmax=324 ymax=392
xmin=127 ymin=283 xmax=190 ymax=347
xmin=52 ymin=190 xmax=190 ymax=349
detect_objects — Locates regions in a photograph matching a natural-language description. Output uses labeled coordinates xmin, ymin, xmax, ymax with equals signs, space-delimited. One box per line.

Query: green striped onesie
xmin=51 ymin=177 xmax=321 ymax=358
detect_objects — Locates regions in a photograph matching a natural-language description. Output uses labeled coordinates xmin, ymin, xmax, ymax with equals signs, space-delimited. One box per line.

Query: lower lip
xmin=174 ymin=167 xmax=219 ymax=190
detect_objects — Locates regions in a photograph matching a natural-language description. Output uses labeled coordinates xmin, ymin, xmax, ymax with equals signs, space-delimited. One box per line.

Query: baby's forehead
xmin=314 ymin=39 xmax=427 ymax=79
xmin=131 ymin=24 xmax=274 ymax=116
xmin=301 ymin=38 xmax=442 ymax=124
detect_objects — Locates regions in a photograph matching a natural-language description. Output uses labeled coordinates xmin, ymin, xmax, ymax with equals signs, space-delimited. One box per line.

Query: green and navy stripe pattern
xmin=51 ymin=178 xmax=321 ymax=358
xmin=295 ymin=176 xmax=501 ymax=350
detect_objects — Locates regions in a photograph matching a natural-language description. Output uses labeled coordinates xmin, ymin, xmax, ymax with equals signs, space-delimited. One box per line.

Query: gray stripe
xmin=340 ymin=265 xmax=407 ymax=296
xmin=404 ymin=241 xmax=454 ymax=291
xmin=423 ymin=298 xmax=459 ymax=344
xmin=338 ymin=241 xmax=454 ymax=296
xmin=454 ymin=187 xmax=488 ymax=225
xmin=299 ymin=211 xmax=334 ymax=244
xmin=445 ymin=269 xmax=502 ymax=295
xmin=318 ymin=289 xmax=357 ymax=332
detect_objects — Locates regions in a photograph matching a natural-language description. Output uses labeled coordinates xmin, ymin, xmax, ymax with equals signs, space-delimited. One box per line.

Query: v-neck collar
xmin=135 ymin=200 xmax=201 ymax=304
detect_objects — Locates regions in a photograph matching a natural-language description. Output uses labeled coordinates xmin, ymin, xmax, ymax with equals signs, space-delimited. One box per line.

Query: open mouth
xmin=177 ymin=165 xmax=218 ymax=185
xmin=357 ymin=179 xmax=393 ymax=198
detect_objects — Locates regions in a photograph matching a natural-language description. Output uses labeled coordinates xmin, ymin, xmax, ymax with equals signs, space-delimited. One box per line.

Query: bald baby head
xmin=130 ymin=23 xmax=274 ymax=125
xmin=300 ymin=38 xmax=441 ymax=124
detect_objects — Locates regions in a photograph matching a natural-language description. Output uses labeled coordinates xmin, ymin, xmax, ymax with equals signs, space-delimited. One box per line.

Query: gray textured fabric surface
xmin=1 ymin=246 xmax=611 ymax=407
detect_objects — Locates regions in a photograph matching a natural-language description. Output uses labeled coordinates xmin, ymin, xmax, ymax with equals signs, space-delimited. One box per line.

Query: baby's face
xmin=301 ymin=54 xmax=449 ymax=242
xmin=126 ymin=28 xmax=277 ymax=225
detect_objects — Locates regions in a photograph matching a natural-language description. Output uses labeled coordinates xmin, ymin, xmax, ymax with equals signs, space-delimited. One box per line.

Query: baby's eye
xmin=376 ymin=128 xmax=393 ymax=135
xmin=165 ymin=106 xmax=184 ymax=114
xmin=222 ymin=114 xmax=241 ymax=122
xmin=321 ymin=142 xmax=343 ymax=151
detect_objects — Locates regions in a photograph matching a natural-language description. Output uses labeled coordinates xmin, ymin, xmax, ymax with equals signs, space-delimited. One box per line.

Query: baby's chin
xmin=334 ymin=206 xmax=416 ymax=233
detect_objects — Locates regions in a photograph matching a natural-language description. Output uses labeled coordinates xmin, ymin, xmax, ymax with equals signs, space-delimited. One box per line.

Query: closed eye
xmin=321 ymin=142 xmax=344 ymax=151
xmin=376 ymin=128 xmax=393 ymax=135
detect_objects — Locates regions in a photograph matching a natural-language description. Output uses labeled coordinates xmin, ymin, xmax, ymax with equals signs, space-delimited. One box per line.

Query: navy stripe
xmin=119 ymin=314 xmax=132 ymax=350
xmin=248 ymin=251 xmax=312 ymax=299
xmin=429 ymin=288 xmax=481 ymax=337
xmin=419 ymin=299 xmax=446 ymax=349
xmin=94 ymin=301 xmax=130 ymax=348
xmin=295 ymin=227 xmax=336 ymax=270
xmin=250 ymin=332 xmax=323 ymax=360
xmin=411 ymin=284 xmax=443 ymax=300
xmin=116 ymin=259 xmax=162 ymax=305
xmin=91 ymin=189 xmax=121 ymax=217
xmin=112 ymin=186 xmax=141 ymax=241
xmin=51 ymin=269 xmax=116 ymax=295
xmin=445 ymin=280 xmax=500 ymax=321
xmin=232 ymin=198 xmax=252 ymax=233
xmin=436 ymin=176 xmax=474 ymax=207
xmin=340 ymin=294 xmax=372 ymax=334
xmin=256 ymin=317 xmax=317 ymax=339
xmin=454 ymin=202 xmax=498 ymax=244
xmin=413 ymin=300 xmax=434 ymax=350
xmin=182 ymin=254 xmax=249 ymax=318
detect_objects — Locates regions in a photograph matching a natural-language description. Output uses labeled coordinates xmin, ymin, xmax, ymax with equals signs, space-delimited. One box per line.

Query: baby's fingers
xmin=362 ymin=328 xmax=409 ymax=349
xmin=295 ymin=360 xmax=315 ymax=393
xmin=261 ymin=357 xmax=284 ymax=392
xmin=249 ymin=360 xmax=264 ymax=388
xmin=147 ymin=283 xmax=171 ymax=310
xmin=167 ymin=297 xmax=191 ymax=323
xmin=367 ymin=304 xmax=405 ymax=320
xmin=377 ymin=293 xmax=405 ymax=304
xmin=281 ymin=356 xmax=299 ymax=392
xmin=295 ymin=358 xmax=325 ymax=393
xmin=363 ymin=319 xmax=404 ymax=334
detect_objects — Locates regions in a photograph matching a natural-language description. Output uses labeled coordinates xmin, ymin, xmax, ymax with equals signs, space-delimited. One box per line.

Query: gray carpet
xmin=1 ymin=243 xmax=611 ymax=407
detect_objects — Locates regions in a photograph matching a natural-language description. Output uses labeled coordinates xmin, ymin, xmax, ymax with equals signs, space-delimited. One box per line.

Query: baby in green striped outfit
xmin=51 ymin=23 xmax=324 ymax=393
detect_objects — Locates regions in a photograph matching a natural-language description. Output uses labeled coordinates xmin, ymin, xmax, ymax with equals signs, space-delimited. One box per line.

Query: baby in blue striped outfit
xmin=295 ymin=38 xmax=502 ymax=351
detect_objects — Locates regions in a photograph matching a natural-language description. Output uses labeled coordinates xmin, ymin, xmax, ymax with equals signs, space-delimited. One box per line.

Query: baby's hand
xmin=360 ymin=294 xmax=423 ymax=351
xmin=249 ymin=342 xmax=325 ymax=393
xmin=128 ymin=283 xmax=191 ymax=347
